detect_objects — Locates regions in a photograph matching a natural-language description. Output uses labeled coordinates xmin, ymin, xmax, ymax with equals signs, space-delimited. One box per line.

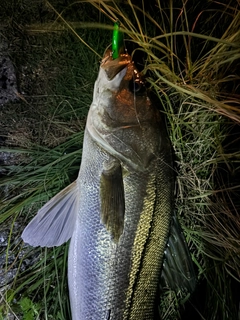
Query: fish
xmin=22 ymin=47 xmax=196 ymax=319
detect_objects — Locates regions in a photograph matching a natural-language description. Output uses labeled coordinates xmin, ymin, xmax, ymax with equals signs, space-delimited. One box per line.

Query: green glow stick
xmin=112 ymin=21 xmax=124 ymax=59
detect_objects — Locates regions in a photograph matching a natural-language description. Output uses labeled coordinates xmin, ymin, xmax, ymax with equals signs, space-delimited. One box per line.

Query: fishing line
xmin=130 ymin=68 xmax=142 ymax=129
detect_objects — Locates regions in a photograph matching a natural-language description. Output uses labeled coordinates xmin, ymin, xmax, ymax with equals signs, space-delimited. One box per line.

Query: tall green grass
xmin=0 ymin=0 xmax=240 ymax=319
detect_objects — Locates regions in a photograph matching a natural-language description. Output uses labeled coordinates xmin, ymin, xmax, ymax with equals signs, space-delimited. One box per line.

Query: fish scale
xmin=69 ymin=128 xmax=156 ymax=319
xmin=123 ymin=150 xmax=173 ymax=319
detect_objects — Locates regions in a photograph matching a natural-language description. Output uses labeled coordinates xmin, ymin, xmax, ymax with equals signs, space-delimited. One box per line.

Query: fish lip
xmin=101 ymin=48 xmax=131 ymax=80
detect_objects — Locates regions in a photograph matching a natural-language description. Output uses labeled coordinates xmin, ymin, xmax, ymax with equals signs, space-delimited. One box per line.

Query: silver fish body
xmin=22 ymin=49 xmax=195 ymax=320
xmin=69 ymin=49 xmax=174 ymax=319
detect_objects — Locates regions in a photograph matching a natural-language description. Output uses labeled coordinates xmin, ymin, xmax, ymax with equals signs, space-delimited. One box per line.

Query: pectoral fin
xmin=100 ymin=159 xmax=125 ymax=242
xmin=161 ymin=215 xmax=196 ymax=294
xmin=22 ymin=181 xmax=78 ymax=247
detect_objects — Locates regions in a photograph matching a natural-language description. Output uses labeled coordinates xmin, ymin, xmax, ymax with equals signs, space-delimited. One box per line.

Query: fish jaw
xmin=93 ymin=48 xmax=131 ymax=98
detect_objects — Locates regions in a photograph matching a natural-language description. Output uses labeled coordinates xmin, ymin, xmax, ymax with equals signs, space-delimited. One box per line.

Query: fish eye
xmin=129 ymin=78 xmax=145 ymax=94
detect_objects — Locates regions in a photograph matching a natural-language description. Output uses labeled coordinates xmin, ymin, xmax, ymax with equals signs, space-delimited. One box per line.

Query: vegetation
xmin=0 ymin=0 xmax=239 ymax=319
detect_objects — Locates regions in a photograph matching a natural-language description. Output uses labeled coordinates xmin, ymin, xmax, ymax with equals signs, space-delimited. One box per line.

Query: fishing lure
xmin=112 ymin=21 xmax=124 ymax=59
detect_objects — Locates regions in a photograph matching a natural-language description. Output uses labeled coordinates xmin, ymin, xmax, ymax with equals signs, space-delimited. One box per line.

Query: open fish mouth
xmin=101 ymin=48 xmax=131 ymax=80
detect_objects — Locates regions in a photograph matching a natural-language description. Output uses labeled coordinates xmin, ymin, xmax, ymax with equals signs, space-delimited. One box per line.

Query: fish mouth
xmin=101 ymin=48 xmax=131 ymax=80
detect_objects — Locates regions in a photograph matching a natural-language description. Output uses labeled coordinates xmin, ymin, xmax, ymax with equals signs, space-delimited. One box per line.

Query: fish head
xmin=93 ymin=48 xmax=152 ymax=123
xmin=87 ymin=48 xmax=166 ymax=171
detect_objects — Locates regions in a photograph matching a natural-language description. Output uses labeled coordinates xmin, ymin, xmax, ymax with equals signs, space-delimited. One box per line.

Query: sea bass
xmin=22 ymin=48 xmax=195 ymax=319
